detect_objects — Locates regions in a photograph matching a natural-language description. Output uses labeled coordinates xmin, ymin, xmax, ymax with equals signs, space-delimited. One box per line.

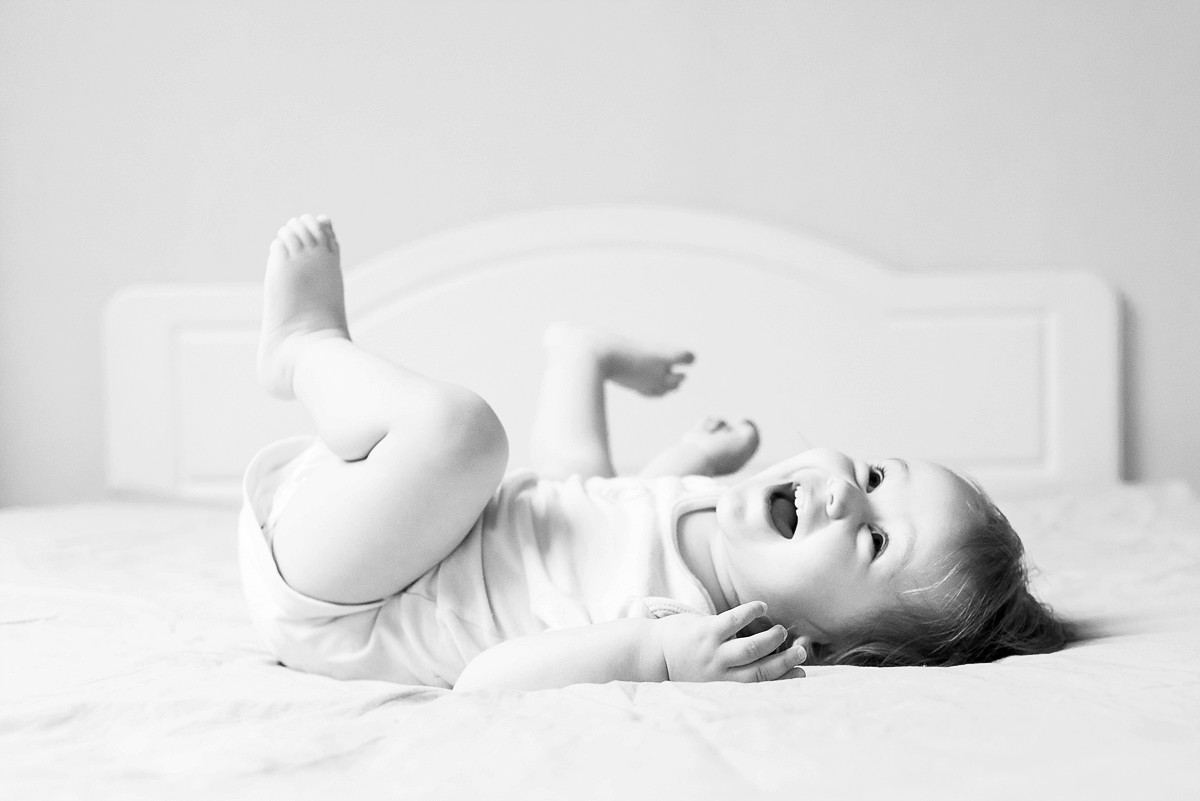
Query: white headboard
xmin=105 ymin=206 xmax=1120 ymax=501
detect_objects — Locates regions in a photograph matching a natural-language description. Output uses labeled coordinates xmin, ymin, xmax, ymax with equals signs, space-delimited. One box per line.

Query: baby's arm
xmin=453 ymin=601 xmax=806 ymax=691
xmin=530 ymin=324 xmax=692 ymax=480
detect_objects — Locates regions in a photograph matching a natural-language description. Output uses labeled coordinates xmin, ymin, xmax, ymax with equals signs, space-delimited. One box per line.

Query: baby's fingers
xmin=716 ymin=601 xmax=768 ymax=638
xmin=725 ymin=624 xmax=789 ymax=667
xmin=735 ymin=642 xmax=808 ymax=683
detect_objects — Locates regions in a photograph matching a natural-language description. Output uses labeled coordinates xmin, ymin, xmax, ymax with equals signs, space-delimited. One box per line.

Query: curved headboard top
xmin=106 ymin=205 xmax=1120 ymax=501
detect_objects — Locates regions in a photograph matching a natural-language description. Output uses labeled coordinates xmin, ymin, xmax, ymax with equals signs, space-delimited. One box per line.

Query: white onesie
xmin=239 ymin=437 xmax=724 ymax=688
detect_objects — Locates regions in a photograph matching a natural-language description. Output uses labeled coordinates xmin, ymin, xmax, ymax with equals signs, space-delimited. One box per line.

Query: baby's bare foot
xmin=642 ymin=417 xmax=760 ymax=478
xmin=681 ymin=417 xmax=760 ymax=475
xmin=258 ymin=214 xmax=350 ymax=399
xmin=543 ymin=322 xmax=694 ymax=396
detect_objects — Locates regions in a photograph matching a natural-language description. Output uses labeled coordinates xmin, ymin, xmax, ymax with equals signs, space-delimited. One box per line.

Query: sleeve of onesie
xmin=628 ymin=596 xmax=708 ymax=619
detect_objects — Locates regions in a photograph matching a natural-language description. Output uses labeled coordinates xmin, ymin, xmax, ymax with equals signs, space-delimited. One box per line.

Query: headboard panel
xmin=105 ymin=206 xmax=1120 ymax=501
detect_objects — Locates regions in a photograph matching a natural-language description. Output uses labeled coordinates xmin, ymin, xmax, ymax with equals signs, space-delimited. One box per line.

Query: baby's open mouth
xmin=768 ymin=483 xmax=799 ymax=539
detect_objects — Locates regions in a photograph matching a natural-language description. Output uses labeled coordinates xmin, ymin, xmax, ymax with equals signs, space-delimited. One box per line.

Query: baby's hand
xmin=655 ymin=601 xmax=806 ymax=683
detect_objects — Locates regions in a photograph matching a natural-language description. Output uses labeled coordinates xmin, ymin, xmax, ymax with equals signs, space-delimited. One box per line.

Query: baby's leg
xmin=531 ymin=323 xmax=693 ymax=479
xmin=639 ymin=417 xmax=759 ymax=478
xmin=259 ymin=215 xmax=508 ymax=604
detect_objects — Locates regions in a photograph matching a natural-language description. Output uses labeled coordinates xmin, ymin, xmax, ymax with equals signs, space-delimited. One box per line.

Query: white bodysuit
xmin=239 ymin=437 xmax=723 ymax=688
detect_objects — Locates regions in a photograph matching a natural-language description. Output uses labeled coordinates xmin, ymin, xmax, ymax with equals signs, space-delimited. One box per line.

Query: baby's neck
xmin=676 ymin=509 xmax=735 ymax=614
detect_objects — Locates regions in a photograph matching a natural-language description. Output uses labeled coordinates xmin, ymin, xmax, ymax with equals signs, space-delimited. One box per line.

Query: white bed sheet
xmin=3 ymin=483 xmax=1199 ymax=800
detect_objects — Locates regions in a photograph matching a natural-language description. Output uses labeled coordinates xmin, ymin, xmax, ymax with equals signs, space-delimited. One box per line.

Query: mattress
xmin=4 ymin=483 xmax=1199 ymax=800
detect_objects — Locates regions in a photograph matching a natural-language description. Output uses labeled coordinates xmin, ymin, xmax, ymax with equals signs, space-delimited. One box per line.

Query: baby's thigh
xmin=269 ymin=439 xmax=500 ymax=606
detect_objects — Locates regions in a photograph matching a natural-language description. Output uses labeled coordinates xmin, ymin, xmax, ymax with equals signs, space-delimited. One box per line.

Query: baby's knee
xmin=430 ymin=385 xmax=509 ymax=468
xmin=369 ymin=383 xmax=508 ymax=483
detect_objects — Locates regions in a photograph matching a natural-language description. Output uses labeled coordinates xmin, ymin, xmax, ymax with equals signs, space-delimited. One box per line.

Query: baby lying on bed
xmin=239 ymin=214 xmax=1068 ymax=691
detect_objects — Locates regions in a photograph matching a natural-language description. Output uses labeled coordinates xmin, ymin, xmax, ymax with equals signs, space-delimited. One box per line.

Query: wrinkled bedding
xmin=3 ymin=483 xmax=1199 ymax=800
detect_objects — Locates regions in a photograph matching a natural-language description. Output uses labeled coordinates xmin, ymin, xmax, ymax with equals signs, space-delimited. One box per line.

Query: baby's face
xmin=713 ymin=448 xmax=979 ymax=644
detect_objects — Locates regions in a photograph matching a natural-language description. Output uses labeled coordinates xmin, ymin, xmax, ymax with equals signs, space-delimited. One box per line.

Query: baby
xmin=239 ymin=214 xmax=1069 ymax=691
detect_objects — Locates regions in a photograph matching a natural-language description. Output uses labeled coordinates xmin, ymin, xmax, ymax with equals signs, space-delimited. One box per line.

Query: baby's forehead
xmin=928 ymin=462 xmax=988 ymax=513
xmin=901 ymin=460 xmax=986 ymax=541
xmin=905 ymin=458 xmax=976 ymax=493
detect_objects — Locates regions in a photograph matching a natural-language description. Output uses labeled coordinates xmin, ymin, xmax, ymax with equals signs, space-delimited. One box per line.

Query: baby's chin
xmin=713 ymin=486 xmax=747 ymax=533
xmin=712 ymin=487 xmax=781 ymax=552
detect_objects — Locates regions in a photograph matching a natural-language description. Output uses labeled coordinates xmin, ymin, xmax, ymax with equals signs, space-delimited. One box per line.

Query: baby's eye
xmin=869 ymin=525 xmax=889 ymax=559
xmin=866 ymin=464 xmax=886 ymax=493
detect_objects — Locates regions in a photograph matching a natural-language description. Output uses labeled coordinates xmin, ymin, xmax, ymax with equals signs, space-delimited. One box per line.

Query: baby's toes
xmin=664 ymin=370 xmax=687 ymax=392
xmin=287 ymin=216 xmax=318 ymax=248
xmin=297 ymin=214 xmax=326 ymax=247
xmin=317 ymin=216 xmax=338 ymax=251
xmin=669 ymin=350 xmax=695 ymax=369
xmin=733 ymin=419 xmax=760 ymax=450
xmin=276 ymin=224 xmax=303 ymax=255
xmin=643 ymin=361 xmax=688 ymax=395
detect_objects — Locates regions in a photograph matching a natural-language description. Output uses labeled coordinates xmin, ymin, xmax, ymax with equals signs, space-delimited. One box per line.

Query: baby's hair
xmin=811 ymin=478 xmax=1073 ymax=667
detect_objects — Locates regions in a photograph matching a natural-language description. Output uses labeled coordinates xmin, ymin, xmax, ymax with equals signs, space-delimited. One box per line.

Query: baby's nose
xmin=825 ymin=475 xmax=866 ymax=521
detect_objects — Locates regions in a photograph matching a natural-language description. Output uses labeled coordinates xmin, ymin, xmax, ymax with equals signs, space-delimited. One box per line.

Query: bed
xmin=6 ymin=206 xmax=1198 ymax=799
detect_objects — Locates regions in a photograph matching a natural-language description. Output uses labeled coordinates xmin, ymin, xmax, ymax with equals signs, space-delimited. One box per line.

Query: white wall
xmin=1 ymin=0 xmax=1197 ymax=505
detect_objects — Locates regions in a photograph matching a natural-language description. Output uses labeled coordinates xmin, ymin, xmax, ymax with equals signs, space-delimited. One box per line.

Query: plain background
xmin=0 ymin=0 xmax=1197 ymax=506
